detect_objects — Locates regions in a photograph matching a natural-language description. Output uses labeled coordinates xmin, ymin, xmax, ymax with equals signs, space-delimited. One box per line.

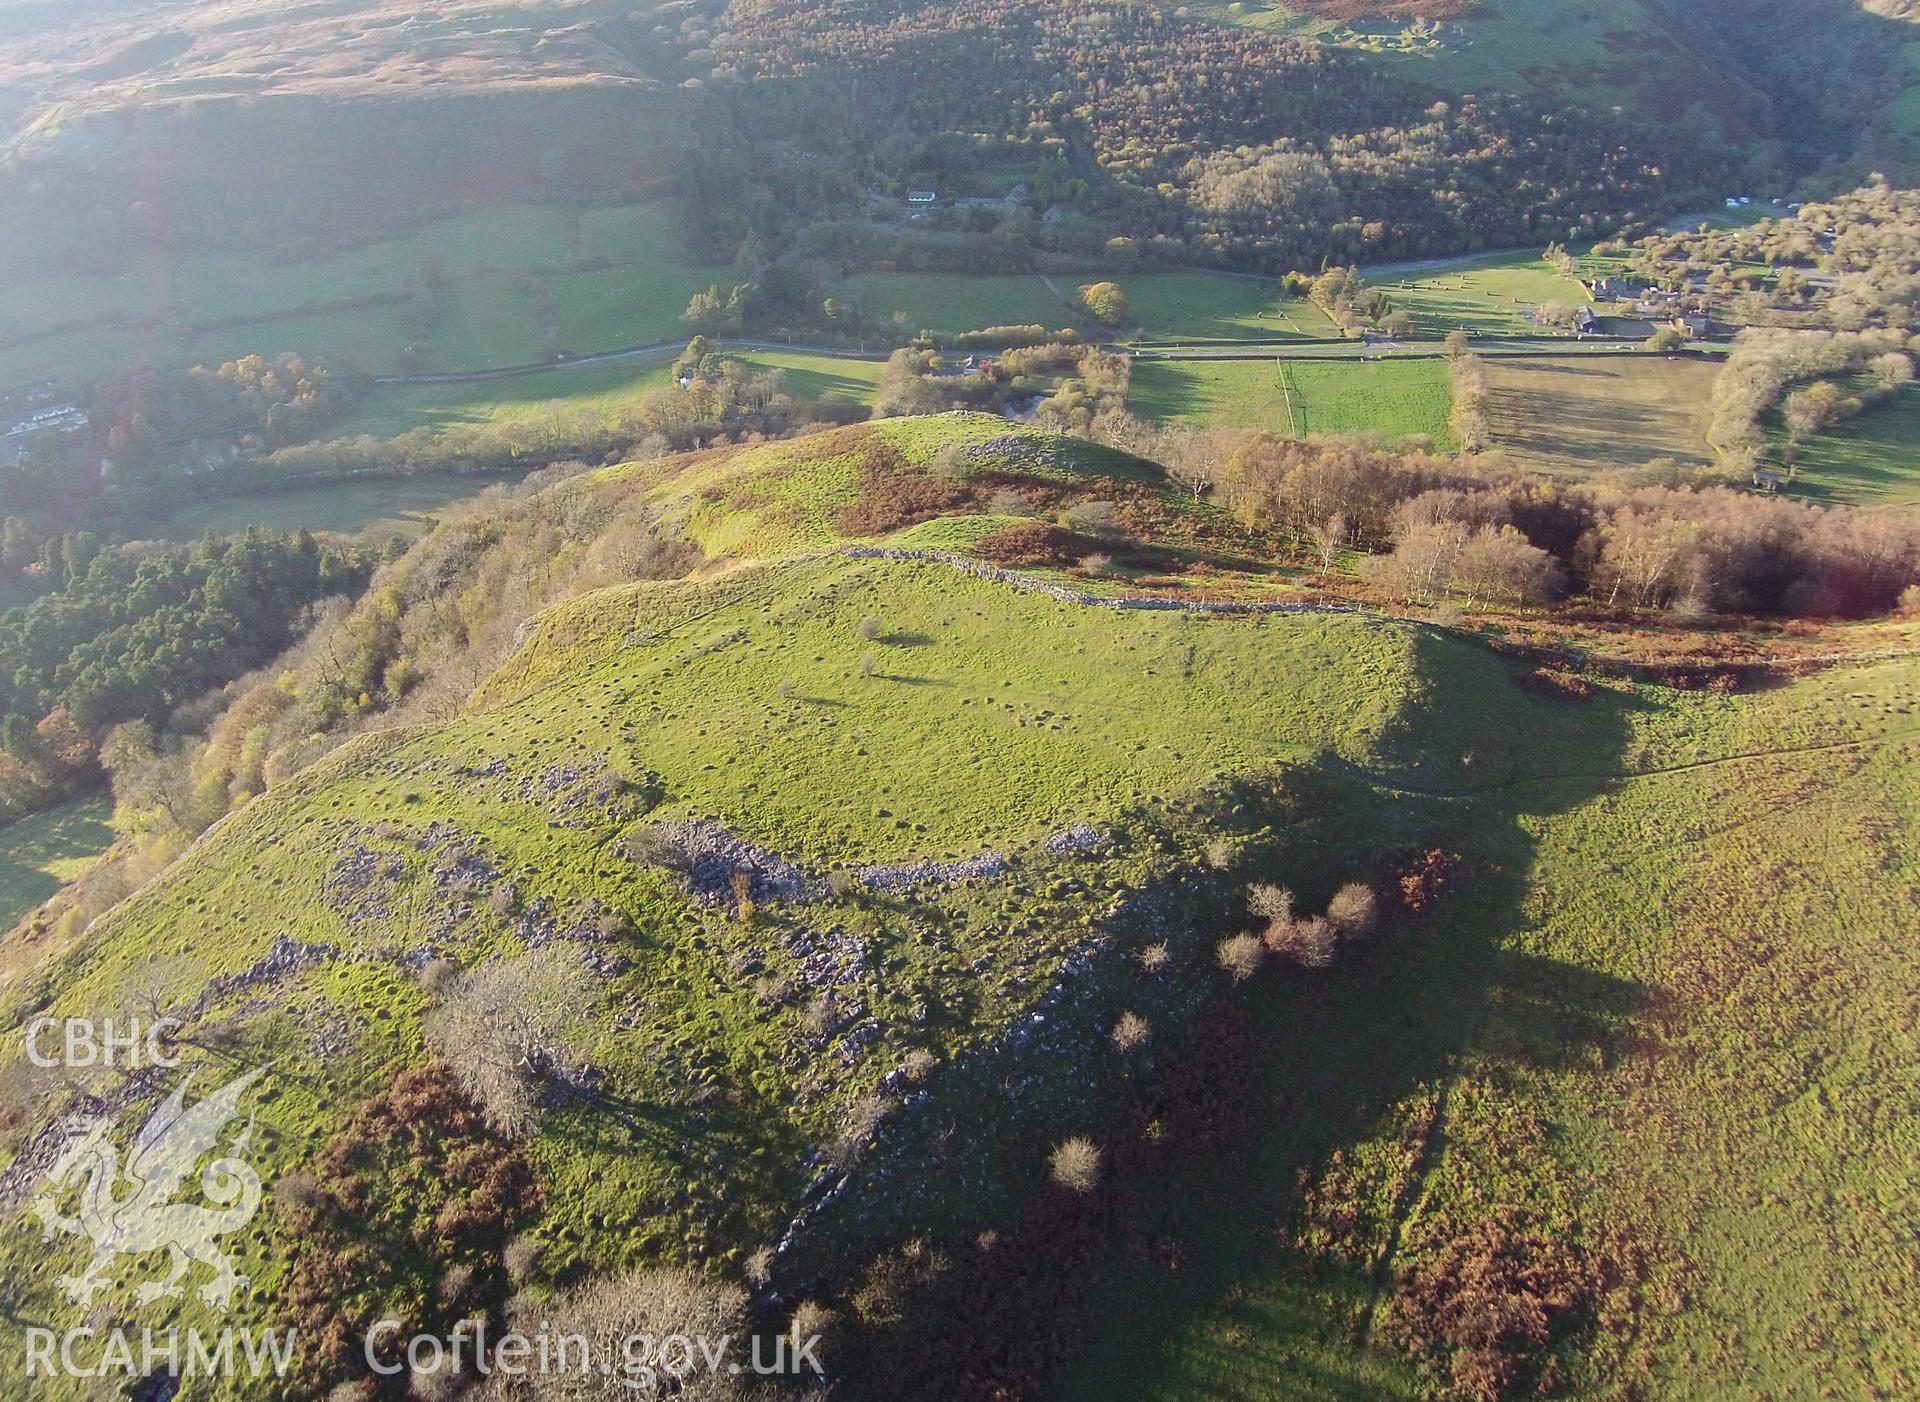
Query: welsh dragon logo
xmin=28 ymin=1067 xmax=267 ymax=1312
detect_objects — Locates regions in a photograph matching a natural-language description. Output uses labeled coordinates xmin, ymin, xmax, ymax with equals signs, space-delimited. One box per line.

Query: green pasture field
xmin=745 ymin=349 xmax=887 ymax=402
xmin=337 ymin=361 xmax=677 ymax=439
xmin=548 ymin=262 xmax=719 ymax=356
xmin=848 ymin=272 xmax=1070 ymax=336
xmin=139 ymin=474 xmax=514 ymax=542
xmin=337 ymin=349 xmax=881 ymax=441
xmin=1130 ymin=356 xmax=1455 ymax=445
xmin=1118 ymin=273 xmax=1335 ymax=341
xmin=0 ymin=199 xmax=708 ymax=388
xmin=1375 ymin=252 xmax=1591 ymax=335
xmin=0 ymin=793 xmax=114 ymax=930
xmin=180 ymin=302 xmax=426 ymax=376
xmin=1067 ymin=646 xmax=1920 ymax=1400
xmin=1781 ymin=386 xmax=1920 ymax=507
xmin=849 ymin=270 xmax=1344 ymax=342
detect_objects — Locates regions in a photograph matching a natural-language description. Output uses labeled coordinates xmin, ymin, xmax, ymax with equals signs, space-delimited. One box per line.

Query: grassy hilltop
xmin=2 ymin=413 xmax=1917 ymax=1399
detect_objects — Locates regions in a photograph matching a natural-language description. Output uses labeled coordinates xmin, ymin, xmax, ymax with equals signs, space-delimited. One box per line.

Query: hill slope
xmin=2 ymin=413 xmax=1916 ymax=1399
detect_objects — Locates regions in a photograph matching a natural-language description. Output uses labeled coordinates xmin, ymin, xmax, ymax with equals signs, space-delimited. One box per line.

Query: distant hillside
xmin=0 ymin=0 xmax=689 ymax=257
xmin=1199 ymin=0 xmax=1918 ymax=182
xmin=5 ymin=0 xmax=1909 ymax=280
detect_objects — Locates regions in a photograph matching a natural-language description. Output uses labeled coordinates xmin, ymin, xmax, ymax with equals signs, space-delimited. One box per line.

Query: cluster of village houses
xmin=1570 ymin=277 xmax=1722 ymax=340
xmin=0 ymin=384 xmax=86 ymax=463
xmin=892 ymin=185 xmax=1072 ymax=224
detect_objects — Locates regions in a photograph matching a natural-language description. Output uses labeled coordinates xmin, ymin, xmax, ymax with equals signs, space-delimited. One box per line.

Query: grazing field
xmin=848 ymin=270 xmax=1342 ymax=341
xmin=0 ymin=323 xmax=179 ymax=395
xmin=1119 ymin=273 xmax=1335 ymax=340
xmin=141 ymin=474 xmax=514 ymax=542
xmin=744 ymin=349 xmax=887 ymax=402
xmin=1374 ymin=251 xmax=1591 ymax=335
xmin=1782 ymin=387 xmax=1920 ymax=507
xmin=338 ymin=350 xmax=881 ymax=441
xmin=411 ymin=277 xmax=552 ymax=373
xmin=181 ymin=302 xmax=428 ymax=376
xmin=547 ymin=262 xmax=718 ymax=357
xmin=1286 ymin=360 xmax=1454 ymax=442
xmin=161 ymin=204 xmax=574 ymax=326
xmin=337 ymin=360 xmax=679 ymax=438
xmin=1130 ymin=356 xmax=1455 ymax=445
xmin=1067 ymin=649 xmax=1920 ymax=1400
xmin=848 ymin=272 xmax=1069 ymax=335
xmin=0 ymin=794 xmax=113 ymax=929
xmin=1658 ymin=204 xmax=1784 ymax=233
xmin=1484 ymin=355 xmax=1720 ymax=474
xmin=0 ymin=199 xmax=707 ymax=387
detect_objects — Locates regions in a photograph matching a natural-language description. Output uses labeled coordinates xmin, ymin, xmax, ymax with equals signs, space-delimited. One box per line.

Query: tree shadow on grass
xmin=0 ymin=794 xmax=114 ymax=929
xmin=542 ymin=1073 xmax=814 ymax=1248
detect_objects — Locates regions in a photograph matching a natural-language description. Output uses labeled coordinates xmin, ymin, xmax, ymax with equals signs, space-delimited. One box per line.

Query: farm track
xmin=1356 ymin=1053 xmax=1463 ymax=1350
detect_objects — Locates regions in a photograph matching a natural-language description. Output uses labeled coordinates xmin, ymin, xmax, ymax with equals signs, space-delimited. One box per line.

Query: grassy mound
xmin=616 ymin=411 xmax=1168 ymax=557
xmin=0 ymin=501 xmax=1460 ymax=1396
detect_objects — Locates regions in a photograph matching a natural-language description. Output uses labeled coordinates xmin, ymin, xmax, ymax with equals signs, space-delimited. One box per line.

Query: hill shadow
xmin=1055 ymin=627 xmax=1650 ymax=1395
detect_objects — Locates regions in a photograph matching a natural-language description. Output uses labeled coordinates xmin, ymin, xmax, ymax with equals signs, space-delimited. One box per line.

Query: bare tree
xmin=1326 ymin=882 xmax=1379 ymax=939
xmin=1263 ymin=916 xmax=1336 ymax=968
xmin=931 ymin=441 xmax=972 ymax=481
xmin=1216 ymin=933 xmax=1265 ymax=982
xmin=1309 ymin=512 xmax=1349 ymax=574
xmin=1110 ymin=1011 xmax=1151 ymax=1051
xmin=426 ymin=948 xmax=600 ymax=1138
xmin=1870 ymin=351 xmax=1914 ymax=389
xmin=1451 ymin=525 xmax=1562 ymax=607
xmin=473 ymin=1266 xmax=751 ymax=1400
xmin=1247 ymin=883 xmax=1294 ymax=924
xmin=1050 ymin=1137 xmax=1103 ymax=1193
